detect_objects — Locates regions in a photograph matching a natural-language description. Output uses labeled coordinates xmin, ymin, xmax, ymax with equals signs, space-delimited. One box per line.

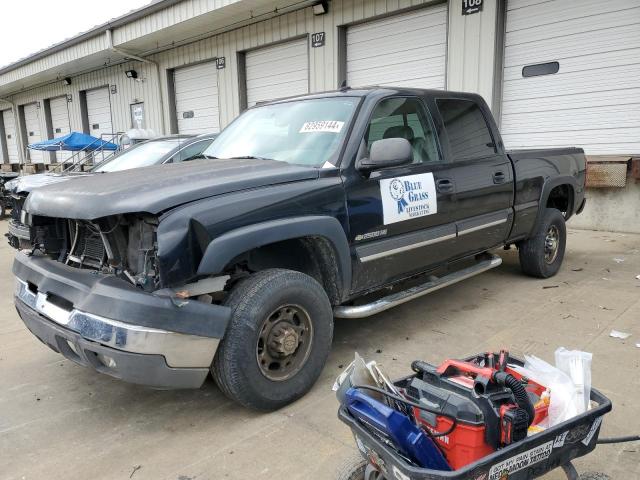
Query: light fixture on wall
xmin=63 ymin=77 xmax=72 ymax=85
xmin=125 ymin=69 xmax=138 ymax=79
xmin=312 ymin=1 xmax=328 ymax=15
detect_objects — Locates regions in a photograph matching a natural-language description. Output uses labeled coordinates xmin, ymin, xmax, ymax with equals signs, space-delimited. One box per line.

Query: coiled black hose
xmin=493 ymin=371 xmax=536 ymax=426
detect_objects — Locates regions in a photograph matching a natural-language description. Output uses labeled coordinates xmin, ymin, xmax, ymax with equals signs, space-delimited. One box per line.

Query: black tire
xmin=518 ymin=208 xmax=566 ymax=278
xmin=579 ymin=473 xmax=611 ymax=480
xmin=336 ymin=452 xmax=368 ymax=480
xmin=212 ymin=268 xmax=333 ymax=411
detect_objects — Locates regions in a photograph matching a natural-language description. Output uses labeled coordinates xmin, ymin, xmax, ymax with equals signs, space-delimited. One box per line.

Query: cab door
xmin=433 ymin=98 xmax=514 ymax=255
xmin=345 ymin=96 xmax=458 ymax=293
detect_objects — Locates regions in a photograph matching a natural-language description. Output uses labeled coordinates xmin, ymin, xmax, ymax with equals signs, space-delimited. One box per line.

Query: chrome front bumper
xmin=15 ymin=278 xmax=218 ymax=369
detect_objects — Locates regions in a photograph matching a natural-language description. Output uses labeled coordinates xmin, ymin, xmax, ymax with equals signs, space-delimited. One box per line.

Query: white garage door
xmin=86 ymin=87 xmax=113 ymax=139
xmin=24 ymin=103 xmax=44 ymax=164
xmin=346 ymin=5 xmax=448 ymax=89
xmin=501 ymin=0 xmax=640 ymax=155
xmin=245 ymin=38 xmax=309 ymax=107
xmin=174 ymin=61 xmax=220 ymax=134
xmin=49 ymin=96 xmax=72 ymax=163
xmin=1 ymin=109 xmax=19 ymax=164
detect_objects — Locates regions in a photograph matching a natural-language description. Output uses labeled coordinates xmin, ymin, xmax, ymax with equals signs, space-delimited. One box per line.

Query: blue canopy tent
xmin=28 ymin=132 xmax=118 ymax=152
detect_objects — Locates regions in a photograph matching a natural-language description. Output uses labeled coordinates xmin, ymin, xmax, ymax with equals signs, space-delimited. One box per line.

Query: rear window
xmin=436 ymin=99 xmax=496 ymax=162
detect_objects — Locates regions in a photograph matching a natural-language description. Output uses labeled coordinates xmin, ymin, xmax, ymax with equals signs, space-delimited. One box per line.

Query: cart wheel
xmin=336 ymin=451 xmax=368 ymax=480
xmin=578 ymin=473 xmax=611 ymax=480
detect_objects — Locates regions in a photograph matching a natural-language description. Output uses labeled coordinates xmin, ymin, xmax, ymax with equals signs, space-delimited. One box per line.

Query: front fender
xmin=196 ymin=215 xmax=352 ymax=295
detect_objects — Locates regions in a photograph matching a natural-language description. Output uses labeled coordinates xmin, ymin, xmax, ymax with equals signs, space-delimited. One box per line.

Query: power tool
xmin=405 ymin=350 xmax=548 ymax=469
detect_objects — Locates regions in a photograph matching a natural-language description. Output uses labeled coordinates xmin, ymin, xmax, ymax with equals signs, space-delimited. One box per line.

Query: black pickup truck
xmin=12 ymin=87 xmax=586 ymax=410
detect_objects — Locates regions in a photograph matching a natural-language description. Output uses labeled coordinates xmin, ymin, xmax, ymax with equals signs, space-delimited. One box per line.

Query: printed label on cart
xmin=380 ymin=173 xmax=437 ymax=225
xmin=487 ymin=441 xmax=553 ymax=480
xmin=581 ymin=416 xmax=603 ymax=446
xmin=553 ymin=431 xmax=568 ymax=448
xmin=299 ymin=120 xmax=344 ymax=133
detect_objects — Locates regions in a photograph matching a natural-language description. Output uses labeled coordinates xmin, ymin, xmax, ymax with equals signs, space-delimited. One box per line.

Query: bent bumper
xmin=13 ymin=252 xmax=232 ymax=389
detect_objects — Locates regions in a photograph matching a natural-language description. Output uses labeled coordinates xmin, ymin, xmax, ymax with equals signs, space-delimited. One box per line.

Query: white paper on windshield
xmin=299 ymin=120 xmax=344 ymax=133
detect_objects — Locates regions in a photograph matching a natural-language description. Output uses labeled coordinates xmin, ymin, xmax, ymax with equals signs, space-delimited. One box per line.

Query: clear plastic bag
xmin=511 ymin=355 xmax=578 ymax=427
xmin=555 ymin=347 xmax=592 ymax=414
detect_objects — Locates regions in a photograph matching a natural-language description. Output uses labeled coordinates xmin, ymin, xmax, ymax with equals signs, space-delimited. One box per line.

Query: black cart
xmin=337 ymin=368 xmax=612 ymax=480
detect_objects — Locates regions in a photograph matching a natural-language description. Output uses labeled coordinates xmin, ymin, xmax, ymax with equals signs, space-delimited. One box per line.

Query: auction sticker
xmin=380 ymin=173 xmax=437 ymax=225
xmin=488 ymin=441 xmax=553 ymax=480
xmin=299 ymin=120 xmax=344 ymax=133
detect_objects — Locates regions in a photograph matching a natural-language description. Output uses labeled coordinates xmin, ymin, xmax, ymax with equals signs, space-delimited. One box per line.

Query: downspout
xmin=105 ymin=29 xmax=166 ymax=135
xmin=0 ymin=97 xmax=26 ymax=170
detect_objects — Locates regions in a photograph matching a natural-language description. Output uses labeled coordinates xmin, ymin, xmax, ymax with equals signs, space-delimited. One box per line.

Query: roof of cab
xmin=256 ymin=86 xmax=486 ymax=106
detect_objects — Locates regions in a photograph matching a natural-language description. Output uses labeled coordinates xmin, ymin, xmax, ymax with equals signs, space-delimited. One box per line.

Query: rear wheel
xmin=518 ymin=208 xmax=566 ymax=278
xmin=212 ymin=268 xmax=333 ymax=410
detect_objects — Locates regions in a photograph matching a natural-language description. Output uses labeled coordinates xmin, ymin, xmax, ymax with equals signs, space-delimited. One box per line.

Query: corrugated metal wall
xmin=0 ymin=35 xmax=108 ymax=87
xmin=446 ymin=0 xmax=500 ymax=110
xmin=1 ymin=0 xmax=502 ymax=163
xmin=3 ymin=61 xmax=162 ymax=160
xmin=151 ymin=0 xmax=460 ymax=130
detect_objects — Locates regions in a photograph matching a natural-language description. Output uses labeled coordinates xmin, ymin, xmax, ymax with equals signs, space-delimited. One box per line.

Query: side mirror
xmin=358 ymin=138 xmax=412 ymax=171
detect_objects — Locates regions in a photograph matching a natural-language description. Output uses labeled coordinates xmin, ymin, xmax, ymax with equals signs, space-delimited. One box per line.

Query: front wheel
xmin=211 ymin=268 xmax=334 ymax=411
xmin=518 ymin=208 xmax=567 ymax=278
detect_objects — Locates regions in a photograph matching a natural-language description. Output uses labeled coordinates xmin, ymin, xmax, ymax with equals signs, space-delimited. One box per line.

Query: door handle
xmin=436 ymin=178 xmax=454 ymax=193
xmin=493 ymin=171 xmax=506 ymax=184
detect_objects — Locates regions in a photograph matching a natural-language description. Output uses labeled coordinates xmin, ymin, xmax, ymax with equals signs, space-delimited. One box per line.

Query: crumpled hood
xmin=7 ymin=172 xmax=89 ymax=195
xmin=25 ymin=158 xmax=319 ymax=219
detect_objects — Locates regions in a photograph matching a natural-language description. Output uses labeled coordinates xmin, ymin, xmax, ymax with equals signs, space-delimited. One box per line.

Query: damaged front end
xmin=28 ymin=213 xmax=161 ymax=292
xmin=13 ymin=212 xmax=232 ymax=389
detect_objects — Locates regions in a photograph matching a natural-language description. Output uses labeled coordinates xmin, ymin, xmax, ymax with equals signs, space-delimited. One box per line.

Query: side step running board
xmin=333 ymin=254 xmax=502 ymax=319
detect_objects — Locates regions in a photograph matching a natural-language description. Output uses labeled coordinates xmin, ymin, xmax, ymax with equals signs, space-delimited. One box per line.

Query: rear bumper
xmin=576 ymin=196 xmax=586 ymax=215
xmin=13 ymin=252 xmax=232 ymax=388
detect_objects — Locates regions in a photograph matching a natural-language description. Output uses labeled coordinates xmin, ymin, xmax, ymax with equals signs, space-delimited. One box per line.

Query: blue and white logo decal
xmin=380 ymin=173 xmax=437 ymax=225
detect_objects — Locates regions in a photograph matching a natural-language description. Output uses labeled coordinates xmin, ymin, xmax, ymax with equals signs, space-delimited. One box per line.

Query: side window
xmin=436 ymin=99 xmax=496 ymax=162
xmin=365 ymin=97 xmax=440 ymax=164
xmin=171 ymin=140 xmax=211 ymax=162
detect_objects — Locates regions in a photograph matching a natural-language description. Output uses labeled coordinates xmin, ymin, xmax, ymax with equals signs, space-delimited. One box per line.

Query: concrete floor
xmin=1 ymin=223 xmax=638 ymax=480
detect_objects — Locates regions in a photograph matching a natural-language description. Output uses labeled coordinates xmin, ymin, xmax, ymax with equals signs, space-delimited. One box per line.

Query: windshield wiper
xmin=227 ymin=155 xmax=275 ymax=161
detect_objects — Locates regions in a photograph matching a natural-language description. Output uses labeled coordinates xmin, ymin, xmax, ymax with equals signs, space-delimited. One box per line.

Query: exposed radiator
xmin=66 ymin=221 xmax=106 ymax=269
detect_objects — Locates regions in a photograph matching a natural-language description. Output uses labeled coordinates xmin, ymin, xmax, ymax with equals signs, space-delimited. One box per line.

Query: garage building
xmin=0 ymin=0 xmax=638 ymax=232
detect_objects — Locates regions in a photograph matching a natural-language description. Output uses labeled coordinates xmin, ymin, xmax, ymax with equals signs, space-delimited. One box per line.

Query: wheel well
xmin=546 ymin=184 xmax=574 ymax=219
xmin=225 ymin=236 xmax=342 ymax=305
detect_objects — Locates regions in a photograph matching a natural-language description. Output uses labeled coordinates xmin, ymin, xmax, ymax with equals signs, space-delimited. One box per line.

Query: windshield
xmin=202 ymin=97 xmax=360 ymax=167
xmin=92 ymin=140 xmax=182 ymax=172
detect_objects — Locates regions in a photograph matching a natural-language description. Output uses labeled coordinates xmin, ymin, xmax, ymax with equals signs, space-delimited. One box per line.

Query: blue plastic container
xmin=344 ymin=387 xmax=451 ymax=471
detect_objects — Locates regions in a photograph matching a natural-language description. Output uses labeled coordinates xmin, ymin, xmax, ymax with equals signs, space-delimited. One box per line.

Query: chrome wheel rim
xmin=544 ymin=225 xmax=560 ymax=264
xmin=256 ymin=304 xmax=313 ymax=381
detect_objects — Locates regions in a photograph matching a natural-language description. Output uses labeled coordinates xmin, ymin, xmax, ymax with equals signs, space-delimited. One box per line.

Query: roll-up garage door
xmin=24 ymin=103 xmax=44 ymax=164
xmin=86 ymin=87 xmax=113 ymax=139
xmin=245 ymin=38 xmax=309 ymax=107
xmin=501 ymin=0 xmax=640 ymax=155
xmin=346 ymin=5 xmax=448 ymax=89
xmin=49 ymin=96 xmax=72 ymax=163
xmin=174 ymin=61 xmax=220 ymax=134
xmin=1 ymin=110 xmax=19 ymax=164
